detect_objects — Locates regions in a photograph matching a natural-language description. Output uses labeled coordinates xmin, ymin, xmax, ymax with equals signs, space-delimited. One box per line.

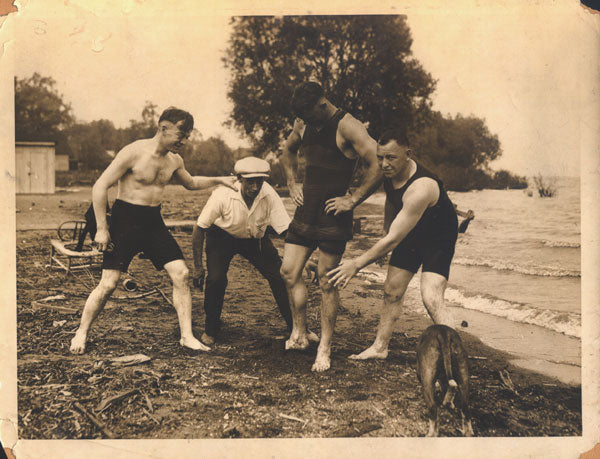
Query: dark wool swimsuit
xmin=102 ymin=199 xmax=184 ymax=272
xmin=286 ymin=109 xmax=356 ymax=255
xmin=384 ymin=162 xmax=458 ymax=279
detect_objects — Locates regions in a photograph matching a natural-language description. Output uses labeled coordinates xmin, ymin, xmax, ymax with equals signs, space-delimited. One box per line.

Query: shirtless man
xmin=69 ymin=107 xmax=236 ymax=354
xmin=327 ymin=126 xmax=459 ymax=360
xmin=279 ymin=82 xmax=382 ymax=372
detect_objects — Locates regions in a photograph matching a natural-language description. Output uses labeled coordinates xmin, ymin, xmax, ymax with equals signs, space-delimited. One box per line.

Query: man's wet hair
xmin=158 ymin=107 xmax=194 ymax=132
xmin=291 ymin=82 xmax=324 ymax=119
xmin=378 ymin=126 xmax=410 ymax=148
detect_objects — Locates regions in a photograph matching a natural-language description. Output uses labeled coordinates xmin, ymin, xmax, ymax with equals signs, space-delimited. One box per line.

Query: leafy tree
xmin=15 ymin=73 xmax=75 ymax=156
xmin=184 ymin=136 xmax=235 ymax=176
xmin=223 ymin=15 xmax=436 ymax=152
xmin=66 ymin=119 xmax=118 ymax=170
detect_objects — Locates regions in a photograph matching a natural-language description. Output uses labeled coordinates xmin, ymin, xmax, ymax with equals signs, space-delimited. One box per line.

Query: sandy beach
xmin=14 ymin=185 xmax=581 ymax=439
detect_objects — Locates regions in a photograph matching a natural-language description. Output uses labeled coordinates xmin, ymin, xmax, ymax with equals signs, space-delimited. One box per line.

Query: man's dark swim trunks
xmin=102 ymin=199 xmax=184 ymax=271
xmin=286 ymin=109 xmax=356 ymax=255
xmin=384 ymin=163 xmax=458 ymax=280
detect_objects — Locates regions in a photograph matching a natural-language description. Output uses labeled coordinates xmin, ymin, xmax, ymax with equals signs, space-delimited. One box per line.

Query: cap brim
xmin=239 ymin=173 xmax=269 ymax=178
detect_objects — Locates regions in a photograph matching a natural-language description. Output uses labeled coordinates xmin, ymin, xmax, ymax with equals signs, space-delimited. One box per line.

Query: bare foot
xmin=180 ymin=336 xmax=211 ymax=352
xmin=348 ymin=345 xmax=389 ymax=360
xmin=69 ymin=329 xmax=88 ymax=354
xmin=311 ymin=349 xmax=331 ymax=372
xmin=201 ymin=332 xmax=215 ymax=346
xmin=285 ymin=332 xmax=309 ymax=350
xmin=307 ymin=330 xmax=320 ymax=343
xmin=426 ymin=419 xmax=438 ymax=437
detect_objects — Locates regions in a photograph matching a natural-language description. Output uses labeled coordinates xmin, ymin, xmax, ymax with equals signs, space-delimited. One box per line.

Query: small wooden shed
xmin=15 ymin=141 xmax=56 ymax=194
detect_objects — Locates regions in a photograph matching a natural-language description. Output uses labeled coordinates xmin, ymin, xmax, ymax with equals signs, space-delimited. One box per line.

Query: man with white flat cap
xmin=192 ymin=156 xmax=293 ymax=345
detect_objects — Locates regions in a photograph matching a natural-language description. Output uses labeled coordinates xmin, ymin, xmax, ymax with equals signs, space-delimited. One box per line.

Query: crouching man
xmin=69 ymin=107 xmax=237 ymax=354
xmin=327 ymin=126 xmax=459 ymax=360
xmin=192 ymin=157 xmax=294 ymax=345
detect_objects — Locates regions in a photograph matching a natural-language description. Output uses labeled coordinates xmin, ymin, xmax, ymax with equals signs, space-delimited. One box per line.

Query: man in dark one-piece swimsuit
xmin=279 ymin=82 xmax=382 ymax=372
xmin=328 ymin=126 xmax=459 ymax=360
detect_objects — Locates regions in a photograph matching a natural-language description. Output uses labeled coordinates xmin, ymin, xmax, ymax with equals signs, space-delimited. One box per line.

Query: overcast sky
xmin=13 ymin=0 xmax=597 ymax=176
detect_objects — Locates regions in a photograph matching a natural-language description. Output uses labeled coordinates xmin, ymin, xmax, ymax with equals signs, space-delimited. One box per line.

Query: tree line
xmin=15 ymin=74 xmax=236 ymax=179
xmin=16 ymin=15 xmax=527 ymax=190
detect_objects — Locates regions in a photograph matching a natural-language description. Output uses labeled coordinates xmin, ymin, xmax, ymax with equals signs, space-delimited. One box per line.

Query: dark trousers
xmin=204 ymin=225 xmax=293 ymax=337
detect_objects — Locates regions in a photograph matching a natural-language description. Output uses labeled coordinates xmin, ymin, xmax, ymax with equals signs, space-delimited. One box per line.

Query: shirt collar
xmin=231 ymin=183 xmax=268 ymax=208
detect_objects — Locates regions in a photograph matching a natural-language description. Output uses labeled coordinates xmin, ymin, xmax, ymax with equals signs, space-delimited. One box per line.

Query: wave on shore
xmin=445 ymin=287 xmax=581 ymax=338
xmin=357 ymin=268 xmax=581 ymax=339
xmin=453 ymin=257 xmax=580 ymax=278
xmin=542 ymin=240 xmax=581 ymax=248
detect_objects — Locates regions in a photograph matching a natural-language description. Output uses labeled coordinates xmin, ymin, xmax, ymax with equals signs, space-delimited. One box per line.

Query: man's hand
xmin=289 ymin=182 xmax=304 ymax=206
xmin=93 ymin=228 xmax=113 ymax=252
xmin=327 ymin=260 xmax=360 ymax=289
xmin=325 ymin=195 xmax=355 ymax=216
xmin=193 ymin=266 xmax=206 ymax=291
xmin=220 ymin=176 xmax=238 ymax=191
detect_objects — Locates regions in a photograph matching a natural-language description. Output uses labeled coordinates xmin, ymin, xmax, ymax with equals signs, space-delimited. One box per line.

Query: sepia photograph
xmin=1 ymin=0 xmax=599 ymax=457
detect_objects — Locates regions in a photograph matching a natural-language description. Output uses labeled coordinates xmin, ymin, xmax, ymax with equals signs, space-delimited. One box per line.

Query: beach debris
xmin=96 ymin=388 xmax=138 ymax=413
xmin=371 ymin=406 xmax=387 ymax=417
xmin=143 ymin=393 xmax=154 ymax=412
xmin=461 ymin=320 xmax=469 ymax=328
xmin=241 ymin=374 xmax=260 ymax=380
xmin=52 ymin=320 xmax=67 ymax=327
xmin=39 ymin=294 xmax=67 ymax=302
xmin=122 ymin=278 xmax=138 ymax=292
xmin=222 ymin=425 xmax=241 ymax=438
xmin=498 ymin=369 xmax=519 ymax=395
xmin=279 ymin=413 xmax=306 ymax=424
xmin=331 ymin=422 xmax=382 ymax=437
xmin=31 ymin=301 xmax=78 ymax=315
xmin=87 ymin=374 xmax=105 ymax=384
xmin=154 ymin=286 xmax=174 ymax=307
xmin=73 ymin=401 xmax=116 ymax=439
xmin=142 ymin=407 xmax=160 ymax=424
xmin=108 ymin=354 xmax=151 ymax=367
xmin=468 ymin=355 xmax=488 ymax=361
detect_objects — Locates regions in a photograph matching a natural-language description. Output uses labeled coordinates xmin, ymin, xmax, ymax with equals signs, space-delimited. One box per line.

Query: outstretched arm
xmin=173 ymin=156 xmax=237 ymax=191
xmin=325 ymin=116 xmax=383 ymax=216
xmin=328 ymin=178 xmax=438 ymax=288
xmin=280 ymin=119 xmax=304 ymax=206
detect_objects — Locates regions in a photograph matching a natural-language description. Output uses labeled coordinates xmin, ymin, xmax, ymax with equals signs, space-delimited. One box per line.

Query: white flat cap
xmin=234 ymin=156 xmax=270 ymax=178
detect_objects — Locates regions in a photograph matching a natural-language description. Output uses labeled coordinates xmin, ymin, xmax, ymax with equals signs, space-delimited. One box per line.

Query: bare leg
xmin=311 ymin=250 xmax=343 ymax=372
xmin=349 ymin=266 xmax=414 ymax=360
xmin=420 ymin=271 xmax=454 ymax=326
xmin=280 ymin=243 xmax=314 ymax=350
xmin=70 ymin=269 xmax=121 ymax=354
xmin=164 ymin=260 xmax=210 ymax=351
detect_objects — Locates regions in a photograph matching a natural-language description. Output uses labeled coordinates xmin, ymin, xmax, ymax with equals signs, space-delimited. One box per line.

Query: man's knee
xmin=384 ymin=278 xmax=409 ymax=303
xmin=280 ymin=263 xmax=300 ymax=286
xmin=170 ymin=265 xmax=190 ymax=286
xmin=421 ymin=284 xmax=444 ymax=309
xmin=97 ymin=276 xmax=119 ymax=297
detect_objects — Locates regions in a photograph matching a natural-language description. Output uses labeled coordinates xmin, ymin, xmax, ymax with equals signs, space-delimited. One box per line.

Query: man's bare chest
xmin=129 ymin=155 xmax=177 ymax=186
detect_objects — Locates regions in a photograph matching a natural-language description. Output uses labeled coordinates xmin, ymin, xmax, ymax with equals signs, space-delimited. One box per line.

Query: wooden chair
xmin=49 ymin=220 xmax=103 ymax=276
